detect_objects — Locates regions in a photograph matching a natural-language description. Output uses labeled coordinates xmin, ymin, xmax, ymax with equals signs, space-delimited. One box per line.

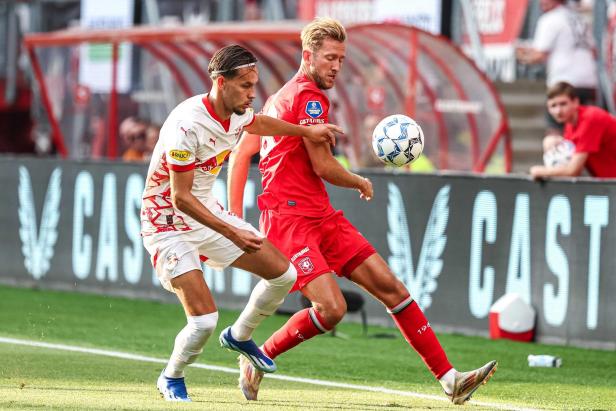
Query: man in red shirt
xmin=228 ymin=18 xmax=497 ymax=404
xmin=531 ymin=82 xmax=616 ymax=178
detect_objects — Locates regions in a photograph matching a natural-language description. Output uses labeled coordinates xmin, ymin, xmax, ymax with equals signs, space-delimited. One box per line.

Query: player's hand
xmin=357 ymin=176 xmax=373 ymax=201
xmin=228 ymin=228 xmax=263 ymax=253
xmin=304 ymin=124 xmax=343 ymax=146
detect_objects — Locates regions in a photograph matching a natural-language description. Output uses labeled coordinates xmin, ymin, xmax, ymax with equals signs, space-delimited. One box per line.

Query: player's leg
xmin=349 ymin=254 xmax=496 ymax=404
xmin=350 ymin=254 xmax=453 ymax=376
xmin=219 ymin=238 xmax=296 ymax=372
xmin=262 ymin=272 xmax=345 ymax=360
xmin=158 ymin=266 xmax=219 ymax=402
xmin=239 ymin=272 xmax=344 ymax=401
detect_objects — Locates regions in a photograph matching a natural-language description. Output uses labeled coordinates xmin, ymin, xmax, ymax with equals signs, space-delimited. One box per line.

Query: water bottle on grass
xmin=528 ymin=355 xmax=562 ymax=367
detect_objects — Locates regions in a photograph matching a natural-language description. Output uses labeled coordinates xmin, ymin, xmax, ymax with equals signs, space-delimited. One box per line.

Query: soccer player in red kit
xmin=227 ymin=18 xmax=497 ymax=405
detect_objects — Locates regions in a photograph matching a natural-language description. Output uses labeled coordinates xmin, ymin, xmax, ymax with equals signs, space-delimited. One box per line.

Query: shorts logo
xmin=305 ymin=101 xmax=323 ymax=118
xmin=290 ymin=246 xmax=309 ymax=262
xmin=298 ymin=257 xmax=314 ymax=273
xmin=165 ymin=252 xmax=179 ymax=271
xmin=169 ymin=149 xmax=191 ymax=162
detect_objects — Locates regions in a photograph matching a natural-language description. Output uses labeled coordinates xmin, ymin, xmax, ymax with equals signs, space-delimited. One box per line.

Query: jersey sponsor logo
xmin=298 ymin=256 xmax=314 ymax=273
xmin=196 ymin=149 xmax=232 ymax=175
xmin=177 ymin=120 xmax=194 ymax=137
xmin=299 ymin=118 xmax=325 ymax=125
xmin=305 ymin=101 xmax=323 ymax=118
xmin=169 ymin=149 xmax=191 ymax=162
xmin=290 ymin=246 xmax=310 ymax=262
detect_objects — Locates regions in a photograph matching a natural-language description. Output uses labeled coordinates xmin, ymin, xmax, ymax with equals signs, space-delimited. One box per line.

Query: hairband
xmin=211 ymin=62 xmax=257 ymax=74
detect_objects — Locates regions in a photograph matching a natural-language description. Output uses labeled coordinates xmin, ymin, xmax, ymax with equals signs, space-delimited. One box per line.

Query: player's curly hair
xmin=301 ymin=17 xmax=346 ymax=52
xmin=208 ymin=44 xmax=258 ymax=79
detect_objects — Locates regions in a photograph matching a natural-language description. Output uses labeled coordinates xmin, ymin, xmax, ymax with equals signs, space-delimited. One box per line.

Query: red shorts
xmin=260 ymin=210 xmax=376 ymax=292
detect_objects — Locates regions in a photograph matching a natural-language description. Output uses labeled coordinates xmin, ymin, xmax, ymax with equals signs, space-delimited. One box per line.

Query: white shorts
xmin=143 ymin=210 xmax=262 ymax=292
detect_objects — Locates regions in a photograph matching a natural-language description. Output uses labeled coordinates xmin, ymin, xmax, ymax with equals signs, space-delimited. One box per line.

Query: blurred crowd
xmin=119 ymin=117 xmax=160 ymax=163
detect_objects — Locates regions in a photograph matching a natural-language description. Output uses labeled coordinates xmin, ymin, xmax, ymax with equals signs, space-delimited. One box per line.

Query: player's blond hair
xmin=301 ymin=17 xmax=346 ymax=52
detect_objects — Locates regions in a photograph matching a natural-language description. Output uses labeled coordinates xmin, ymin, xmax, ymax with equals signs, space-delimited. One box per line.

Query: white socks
xmin=230 ymin=264 xmax=297 ymax=341
xmin=439 ymin=368 xmax=457 ymax=395
xmin=164 ymin=312 xmax=219 ymax=378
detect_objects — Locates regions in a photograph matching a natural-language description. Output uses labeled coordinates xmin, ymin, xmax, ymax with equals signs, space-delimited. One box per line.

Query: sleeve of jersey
xmin=573 ymin=112 xmax=606 ymax=154
xmin=165 ymin=120 xmax=198 ymax=172
xmin=241 ymin=108 xmax=256 ymax=128
xmin=532 ymin=17 xmax=556 ymax=52
xmin=295 ymin=90 xmax=329 ymax=126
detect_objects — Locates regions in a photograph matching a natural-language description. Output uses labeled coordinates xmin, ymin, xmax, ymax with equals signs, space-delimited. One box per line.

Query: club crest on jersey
xmin=305 ymin=101 xmax=323 ymax=118
xmin=298 ymin=257 xmax=314 ymax=273
xmin=169 ymin=149 xmax=191 ymax=162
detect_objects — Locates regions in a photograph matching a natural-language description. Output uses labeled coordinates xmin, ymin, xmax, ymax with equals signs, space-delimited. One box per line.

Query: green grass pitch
xmin=0 ymin=285 xmax=615 ymax=410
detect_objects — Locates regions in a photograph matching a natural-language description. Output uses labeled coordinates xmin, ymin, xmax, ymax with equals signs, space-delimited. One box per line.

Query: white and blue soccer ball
xmin=372 ymin=114 xmax=424 ymax=167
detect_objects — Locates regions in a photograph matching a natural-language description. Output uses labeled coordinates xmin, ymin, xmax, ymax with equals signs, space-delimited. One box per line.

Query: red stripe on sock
xmin=263 ymin=308 xmax=332 ymax=359
xmin=390 ymin=300 xmax=453 ymax=379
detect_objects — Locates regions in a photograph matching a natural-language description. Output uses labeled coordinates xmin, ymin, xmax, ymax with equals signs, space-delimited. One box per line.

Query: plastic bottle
xmin=527 ymin=355 xmax=562 ymax=367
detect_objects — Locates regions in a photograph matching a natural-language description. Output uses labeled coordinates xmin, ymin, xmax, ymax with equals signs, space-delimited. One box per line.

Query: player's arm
xmin=516 ymin=46 xmax=548 ymax=65
xmin=228 ymin=132 xmax=260 ymax=218
xmin=529 ymin=152 xmax=587 ymax=179
xmin=304 ymin=139 xmax=373 ymax=201
xmin=245 ymin=114 xmax=341 ymax=146
xmin=170 ymin=168 xmax=263 ymax=253
xmin=517 ymin=18 xmax=551 ymax=65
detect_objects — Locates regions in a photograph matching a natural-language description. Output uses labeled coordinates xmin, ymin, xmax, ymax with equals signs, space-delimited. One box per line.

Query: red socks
xmin=263 ymin=296 xmax=452 ymax=381
xmin=263 ymin=307 xmax=332 ymax=359
xmin=389 ymin=296 xmax=453 ymax=379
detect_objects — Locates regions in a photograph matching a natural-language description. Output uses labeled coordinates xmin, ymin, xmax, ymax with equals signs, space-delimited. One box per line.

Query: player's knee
xmin=175 ymin=312 xmax=218 ymax=364
xmin=188 ymin=311 xmax=219 ymax=336
xmin=379 ymin=273 xmax=411 ymax=307
xmin=314 ymin=298 xmax=347 ymax=326
xmin=269 ymin=263 xmax=297 ymax=289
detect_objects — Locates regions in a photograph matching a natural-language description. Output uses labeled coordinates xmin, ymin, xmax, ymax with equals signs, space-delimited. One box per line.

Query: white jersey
xmin=141 ymin=94 xmax=255 ymax=236
xmin=533 ymin=5 xmax=597 ymax=88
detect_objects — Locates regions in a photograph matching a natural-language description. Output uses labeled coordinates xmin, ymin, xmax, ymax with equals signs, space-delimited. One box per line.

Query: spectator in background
xmin=144 ymin=123 xmax=161 ymax=161
xmin=516 ymin=0 xmax=597 ymax=135
xmin=530 ymin=82 xmax=616 ymax=178
xmin=120 ymin=116 xmax=147 ymax=162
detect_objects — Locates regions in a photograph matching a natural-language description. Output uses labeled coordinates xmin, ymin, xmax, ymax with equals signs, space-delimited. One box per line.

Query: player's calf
xmin=164 ymin=312 xmax=219 ymax=378
xmin=157 ymin=312 xmax=218 ymax=402
xmin=230 ymin=264 xmax=296 ymax=340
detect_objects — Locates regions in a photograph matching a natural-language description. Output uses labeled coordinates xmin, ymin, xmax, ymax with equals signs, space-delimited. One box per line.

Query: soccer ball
xmin=543 ymin=139 xmax=575 ymax=167
xmin=372 ymin=114 xmax=424 ymax=167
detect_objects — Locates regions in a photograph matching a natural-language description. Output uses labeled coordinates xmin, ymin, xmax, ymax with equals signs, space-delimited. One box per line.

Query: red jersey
xmin=564 ymin=105 xmax=616 ymax=177
xmin=258 ymin=73 xmax=336 ymax=216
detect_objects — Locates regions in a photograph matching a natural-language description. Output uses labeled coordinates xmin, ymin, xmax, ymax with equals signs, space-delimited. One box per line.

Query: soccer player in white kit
xmin=141 ymin=44 xmax=341 ymax=402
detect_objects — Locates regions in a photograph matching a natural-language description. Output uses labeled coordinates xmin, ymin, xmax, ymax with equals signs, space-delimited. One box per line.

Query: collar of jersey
xmin=202 ymin=94 xmax=231 ymax=132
